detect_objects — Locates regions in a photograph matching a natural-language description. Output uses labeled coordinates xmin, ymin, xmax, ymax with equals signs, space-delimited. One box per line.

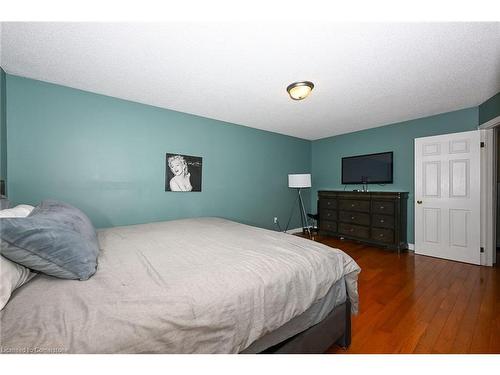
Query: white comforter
xmin=0 ymin=218 xmax=360 ymax=353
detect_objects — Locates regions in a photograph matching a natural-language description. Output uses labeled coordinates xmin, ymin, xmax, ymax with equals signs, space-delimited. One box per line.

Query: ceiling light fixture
xmin=286 ymin=81 xmax=314 ymax=100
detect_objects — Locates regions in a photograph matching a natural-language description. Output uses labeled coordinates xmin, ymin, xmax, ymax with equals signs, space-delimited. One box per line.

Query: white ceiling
xmin=1 ymin=22 xmax=499 ymax=140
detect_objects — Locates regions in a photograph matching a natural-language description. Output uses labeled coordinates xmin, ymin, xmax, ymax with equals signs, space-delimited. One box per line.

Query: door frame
xmin=479 ymin=115 xmax=500 ymax=266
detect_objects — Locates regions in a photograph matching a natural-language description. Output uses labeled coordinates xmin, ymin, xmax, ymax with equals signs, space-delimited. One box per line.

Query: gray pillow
xmin=0 ymin=200 xmax=99 ymax=280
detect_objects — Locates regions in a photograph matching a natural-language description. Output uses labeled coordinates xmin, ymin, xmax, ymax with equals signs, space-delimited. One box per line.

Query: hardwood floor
xmin=308 ymin=235 xmax=499 ymax=354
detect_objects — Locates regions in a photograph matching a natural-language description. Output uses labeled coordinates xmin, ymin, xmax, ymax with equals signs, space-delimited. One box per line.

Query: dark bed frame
xmin=259 ymin=299 xmax=351 ymax=354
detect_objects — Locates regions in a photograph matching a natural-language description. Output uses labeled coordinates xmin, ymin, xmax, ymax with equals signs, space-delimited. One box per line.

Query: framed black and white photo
xmin=165 ymin=153 xmax=202 ymax=192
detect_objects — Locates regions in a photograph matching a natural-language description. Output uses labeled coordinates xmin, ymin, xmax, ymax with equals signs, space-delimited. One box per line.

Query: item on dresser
xmin=318 ymin=190 xmax=408 ymax=252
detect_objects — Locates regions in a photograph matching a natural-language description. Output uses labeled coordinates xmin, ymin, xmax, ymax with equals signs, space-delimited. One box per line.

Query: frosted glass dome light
xmin=286 ymin=81 xmax=314 ymax=100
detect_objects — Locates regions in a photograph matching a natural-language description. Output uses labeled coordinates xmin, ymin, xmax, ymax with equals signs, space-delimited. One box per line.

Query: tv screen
xmin=342 ymin=152 xmax=393 ymax=184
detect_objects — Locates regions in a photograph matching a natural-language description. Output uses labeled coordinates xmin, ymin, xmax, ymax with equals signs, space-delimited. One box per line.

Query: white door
xmin=414 ymin=130 xmax=481 ymax=265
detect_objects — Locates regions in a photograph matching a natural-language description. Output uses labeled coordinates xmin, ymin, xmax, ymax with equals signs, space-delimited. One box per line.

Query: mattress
xmin=0 ymin=217 xmax=360 ymax=353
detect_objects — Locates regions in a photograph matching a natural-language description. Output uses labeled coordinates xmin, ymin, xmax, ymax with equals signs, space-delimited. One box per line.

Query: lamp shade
xmin=288 ymin=174 xmax=311 ymax=188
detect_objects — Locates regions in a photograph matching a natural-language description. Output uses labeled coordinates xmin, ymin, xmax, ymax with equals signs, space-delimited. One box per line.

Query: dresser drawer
xmin=320 ymin=209 xmax=337 ymax=221
xmin=317 ymin=191 xmax=408 ymax=251
xmin=338 ymin=223 xmax=370 ymax=239
xmin=319 ymin=198 xmax=337 ymax=210
xmin=371 ymin=228 xmax=394 ymax=244
xmin=339 ymin=211 xmax=370 ymax=226
xmin=372 ymin=214 xmax=395 ymax=229
xmin=339 ymin=199 xmax=370 ymax=213
xmin=371 ymin=200 xmax=395 ymax=215
xmin=320 ymin=220 xmax=337 ymax=233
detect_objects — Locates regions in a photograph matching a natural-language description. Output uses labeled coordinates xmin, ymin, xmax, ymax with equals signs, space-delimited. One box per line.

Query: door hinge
xmin=480 ymin=247 xmax=484 ymax=253
xmin=480 ymin=142 xmax=485 ymax=148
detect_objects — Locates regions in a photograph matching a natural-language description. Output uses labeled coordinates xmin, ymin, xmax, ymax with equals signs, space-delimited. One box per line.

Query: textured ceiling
xmin=1 ymin=22 xmax=499 ymax=140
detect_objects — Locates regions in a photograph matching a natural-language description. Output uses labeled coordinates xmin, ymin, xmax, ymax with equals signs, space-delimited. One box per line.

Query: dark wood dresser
xmin=318 ymin=190 xmax=408 ymax=252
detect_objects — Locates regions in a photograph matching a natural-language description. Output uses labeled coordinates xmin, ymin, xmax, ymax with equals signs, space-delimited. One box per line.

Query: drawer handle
xmin=351 ymin=204 xmax=355 ymax=207
xmin=380 ymin=219 xmax=384 ymax=223
xmin=379 ymin=233 xmax=384 ymax=237
xmin=349 ymin=228 xmax=354 ymax=232
xmin=327 ymin=202 xmax=331 ymax=205
xmin=351 ymin=216 xmax=355 ymax=220
xmin=380 ymin=206 xmax=385 ymax=209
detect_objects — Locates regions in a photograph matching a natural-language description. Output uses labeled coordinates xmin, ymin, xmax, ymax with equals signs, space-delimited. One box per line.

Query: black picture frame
xmin=165 ymin=153 xmax=202 ymax=192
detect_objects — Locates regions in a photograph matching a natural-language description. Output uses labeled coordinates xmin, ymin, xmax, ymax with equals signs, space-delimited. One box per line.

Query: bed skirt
xmin=258 ymin=299 xmax=351 ymax=354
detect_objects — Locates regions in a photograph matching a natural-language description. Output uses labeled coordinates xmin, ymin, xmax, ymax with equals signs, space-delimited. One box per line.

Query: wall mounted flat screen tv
xmin=342 ymin=152 xmax=393 ymax=184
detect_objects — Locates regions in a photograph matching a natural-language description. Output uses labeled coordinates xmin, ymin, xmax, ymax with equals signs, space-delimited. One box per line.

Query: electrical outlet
xmin=273 ymin=217 xmax=278 ymax=224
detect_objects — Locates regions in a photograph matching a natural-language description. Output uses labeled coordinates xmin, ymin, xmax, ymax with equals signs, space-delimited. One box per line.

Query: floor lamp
xmin=288 ymin=174 xmax=312 ymax=238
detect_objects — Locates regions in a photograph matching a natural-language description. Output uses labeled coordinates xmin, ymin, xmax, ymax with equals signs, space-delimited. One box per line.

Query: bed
xmin=0 ymin=217 xmax=360 ymax=354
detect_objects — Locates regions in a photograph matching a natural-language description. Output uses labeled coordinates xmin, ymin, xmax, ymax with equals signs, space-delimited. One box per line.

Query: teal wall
xmin=311 ymin=107 xmax=479 ymax=243
xmin=0 ymin=68 xmax=6 ymax=187
xmin=6 ymin=75 xmax=311 ymax=230
xmin=479 ymin=91 xmax=500 ymax=125
xmin=4 ymin=73 xmax=491 ymax=239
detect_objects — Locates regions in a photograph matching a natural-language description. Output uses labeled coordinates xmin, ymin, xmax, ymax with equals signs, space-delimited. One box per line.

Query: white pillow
xmin=0 ymin=203 xmax=37 ymax=309
xmin=0 ymin=256 xmax=37 ymax=310
xmin=0 ymin=204 xmax=34 ymax=218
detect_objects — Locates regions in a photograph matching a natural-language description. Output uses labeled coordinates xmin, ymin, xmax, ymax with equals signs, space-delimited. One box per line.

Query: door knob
xmin=417 ymin=200 xmax=423 ymax=204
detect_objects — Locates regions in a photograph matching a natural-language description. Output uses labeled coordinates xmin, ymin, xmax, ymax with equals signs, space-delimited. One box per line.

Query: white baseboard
xmin=285 ymin=227 xmax=305 ymax=234
xmin=408 ymin=243 xmax=415 ymax=251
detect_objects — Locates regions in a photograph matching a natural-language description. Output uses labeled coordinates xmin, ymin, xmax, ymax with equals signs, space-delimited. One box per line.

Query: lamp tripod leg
xmin=298 ymin=189 xmax=311 ymax=239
